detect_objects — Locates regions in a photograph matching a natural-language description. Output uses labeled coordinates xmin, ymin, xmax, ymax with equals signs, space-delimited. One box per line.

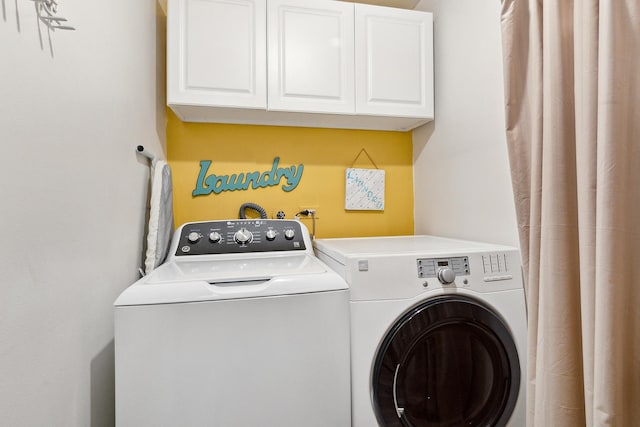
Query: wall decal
xmin=3 ymin=0 xmax=75 ymax=57
xmin=345 ymin=168 xmax=385 ymax=211
xmin=2 ymin=0 xmax=22 ymax=31
xmin=33 ymin=0 xmax=75 ymax=56
xmin=193 ymin=157 xmax=304 ymax=197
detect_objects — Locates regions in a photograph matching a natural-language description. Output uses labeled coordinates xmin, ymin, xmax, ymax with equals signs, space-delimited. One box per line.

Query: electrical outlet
xmin=297 ymin=206 xmax=319 ymax=218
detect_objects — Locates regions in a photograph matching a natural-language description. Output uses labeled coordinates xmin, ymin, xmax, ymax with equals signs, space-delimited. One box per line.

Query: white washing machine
xmin=314 ymin=235 xmax=527 ymax=427
xmin=114 ymin=219 xmax=351 ymax=427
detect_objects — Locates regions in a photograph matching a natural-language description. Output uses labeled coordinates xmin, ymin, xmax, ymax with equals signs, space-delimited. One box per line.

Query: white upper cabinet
xmin=267 ymin=0 xmax=355 ymax=113
xmin=355 ymin=3 xmax=433 ymax=118
xmin=167 ymin=0 xmax=434 ymax=130
xmin=167 ymin=0 xmax=267 ymax=110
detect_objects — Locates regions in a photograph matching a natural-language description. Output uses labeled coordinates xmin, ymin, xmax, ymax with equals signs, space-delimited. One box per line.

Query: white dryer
xmin=114 ymin=219 xmax=351 ymax=427
xmin=314 ymin=235 xmax=526 ymax=427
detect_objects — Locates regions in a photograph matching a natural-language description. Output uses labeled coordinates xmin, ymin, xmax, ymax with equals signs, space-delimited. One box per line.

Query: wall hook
xmin=136 ymin=145 xmax=156 ymax=164
xmin=350 ymin=148 xmax=379 ymax=169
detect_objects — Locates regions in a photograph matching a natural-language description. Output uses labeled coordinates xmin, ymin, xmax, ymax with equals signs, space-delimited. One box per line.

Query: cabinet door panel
xmin=268 ymin=0 xmax=354 ymax=113
xmin=168 ymin=0 xmax=266 ymax=109
xmin=355 ymin=4 xmax=433 ymax=118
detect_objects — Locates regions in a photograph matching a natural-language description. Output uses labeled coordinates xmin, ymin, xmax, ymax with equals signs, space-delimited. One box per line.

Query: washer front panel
xmin=115 ymin=289 xmax=351 ymax=426
xmin=372 ymin=295 xmax=520 ymax=427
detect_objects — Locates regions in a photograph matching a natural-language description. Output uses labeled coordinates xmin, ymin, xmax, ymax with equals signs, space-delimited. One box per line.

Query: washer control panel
xmin=417 ymin=256 xmax=470 ymax=281
xmin=175 ymin=220 xmax=306 ymax=256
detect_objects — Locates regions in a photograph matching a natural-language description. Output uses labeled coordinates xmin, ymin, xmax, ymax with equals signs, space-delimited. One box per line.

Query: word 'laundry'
xmin=193 ymin=157 xmax=304 ymax=196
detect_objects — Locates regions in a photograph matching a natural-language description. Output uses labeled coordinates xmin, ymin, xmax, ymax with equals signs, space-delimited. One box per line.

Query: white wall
xmin=412 ymin=0 xmax=519 ymax=247
xmin=0 ymin=1 xmax=165 ymax=425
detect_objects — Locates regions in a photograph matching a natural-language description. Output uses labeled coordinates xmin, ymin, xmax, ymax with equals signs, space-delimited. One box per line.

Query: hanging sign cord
xmin=350 ymin=148 xmax=379 ymax=169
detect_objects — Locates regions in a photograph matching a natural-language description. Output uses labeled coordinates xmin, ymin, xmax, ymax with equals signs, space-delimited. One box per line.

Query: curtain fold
xmin=500 ymin=0 xmax=640 ymax=425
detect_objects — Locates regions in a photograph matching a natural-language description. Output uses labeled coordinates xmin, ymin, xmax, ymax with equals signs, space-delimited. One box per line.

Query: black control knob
xmin=265 ymin=229 xmax=277 ymax=241
xmin=187 ymin=232 xmax=201 ymax=244
xmin=234 ymin=228 xmax=253 ymax=245
xmin=209 ymin=231 xmax=222 ymax=243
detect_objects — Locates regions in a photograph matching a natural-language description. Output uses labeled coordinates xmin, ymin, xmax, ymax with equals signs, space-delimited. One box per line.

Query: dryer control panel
xmin=174 ymin=220 xmax=306 ymax=256
xmin=417 ymin=256 xmax=470 ymax=280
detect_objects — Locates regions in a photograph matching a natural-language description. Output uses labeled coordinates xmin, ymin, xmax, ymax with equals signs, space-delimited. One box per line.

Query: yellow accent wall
xmin=167 ymin=110 xmax=414 ymax=238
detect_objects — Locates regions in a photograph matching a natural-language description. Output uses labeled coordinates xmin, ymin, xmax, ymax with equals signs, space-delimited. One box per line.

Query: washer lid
xmin=114 ymin=253 xmax=348 ymax=306
xmin=154 ymin=253 xmax=326 ymax=283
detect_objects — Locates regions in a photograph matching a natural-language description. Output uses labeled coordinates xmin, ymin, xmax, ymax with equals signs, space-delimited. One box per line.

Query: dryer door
xmin=372 ymin=295 xmax=521 ymax=427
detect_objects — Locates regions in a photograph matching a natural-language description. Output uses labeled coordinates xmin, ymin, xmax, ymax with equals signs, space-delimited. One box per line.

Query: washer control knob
xmin=284 ymin=229 xmax=295 ymax=240
xmin=234 ymin=228 xmax=253 ymax=245
xmin=265 ymin=229 xmax=277 ymax=241
xmin=437 ymin=267 xmax=456 ymax=284
xmin=187 ymin=232 xmax=201 ymax=244
xmin=208 ymin=231 xmax=222 ymax=243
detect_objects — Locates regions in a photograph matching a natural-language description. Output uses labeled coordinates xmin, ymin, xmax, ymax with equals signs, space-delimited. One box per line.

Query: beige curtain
xmin=500 ymin=1 xmax=640 ymax=426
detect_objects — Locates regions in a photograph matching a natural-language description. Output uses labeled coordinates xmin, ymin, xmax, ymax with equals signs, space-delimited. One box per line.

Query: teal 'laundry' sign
xmin=193 ymin=157 xmax=304 ymax=196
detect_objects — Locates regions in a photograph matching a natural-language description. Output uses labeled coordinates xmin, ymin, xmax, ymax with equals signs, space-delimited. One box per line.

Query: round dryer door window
xmin=372 ymin=295 xmax=521 ymax=427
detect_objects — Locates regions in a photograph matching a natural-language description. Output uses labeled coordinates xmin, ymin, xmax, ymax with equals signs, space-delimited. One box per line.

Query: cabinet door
xmin=167 ymin=0 xmax=267 ymax=109
xmin=267 ymin=0 xmax=354 ymax=114
xmin=355 ymin=4 xmax=433 ymax=118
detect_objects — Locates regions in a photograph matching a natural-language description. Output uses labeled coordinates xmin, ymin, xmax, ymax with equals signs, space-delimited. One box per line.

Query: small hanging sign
xmin=345 ymin=167 xmax=385 ymax=211
xmin=345 ymin=148 xmax=385 ymax=211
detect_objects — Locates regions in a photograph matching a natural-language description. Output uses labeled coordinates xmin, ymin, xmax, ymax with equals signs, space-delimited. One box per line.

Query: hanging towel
xmin=144 ymin=159 xmax=174 ymax=275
